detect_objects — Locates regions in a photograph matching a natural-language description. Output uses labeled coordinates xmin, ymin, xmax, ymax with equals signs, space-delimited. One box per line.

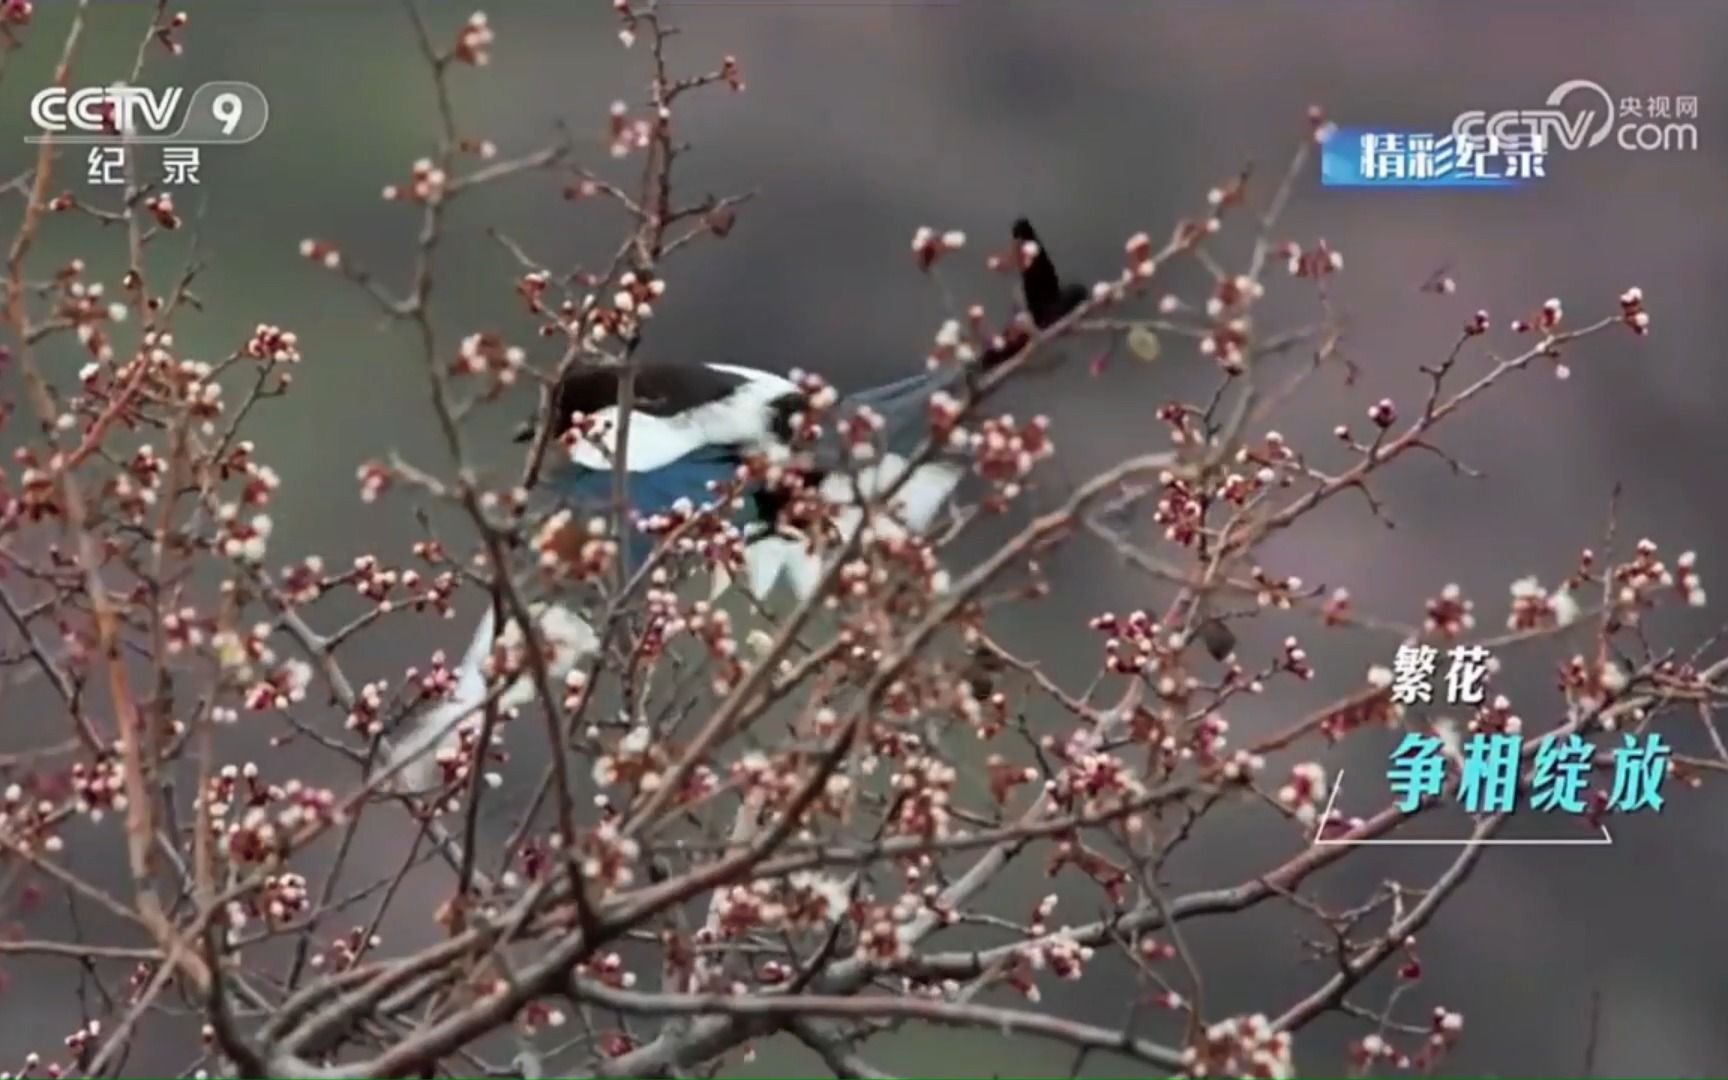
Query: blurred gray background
xmin=2 ymin=1 xmax=1727 ymax=1076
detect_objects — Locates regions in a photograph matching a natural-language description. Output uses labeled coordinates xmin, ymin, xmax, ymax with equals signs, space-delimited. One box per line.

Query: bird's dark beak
xmin=512 ymin=418 xmax=537 ymax=444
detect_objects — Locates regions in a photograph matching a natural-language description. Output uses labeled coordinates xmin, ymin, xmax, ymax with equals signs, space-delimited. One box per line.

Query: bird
xmin=382 ymin=218 xmax=1085 ymax=793
xmin=529 ymin=217 xmax=1086 ymax=596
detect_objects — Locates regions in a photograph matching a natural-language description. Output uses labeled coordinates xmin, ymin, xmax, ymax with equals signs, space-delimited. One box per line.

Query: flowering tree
xmin=0 ymin=3 xmax=1708 ymax=1078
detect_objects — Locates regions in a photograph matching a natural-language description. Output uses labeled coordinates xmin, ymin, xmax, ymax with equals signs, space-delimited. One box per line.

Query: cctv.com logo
xmin=1452 ymin=78 xmax=1700 ymax=155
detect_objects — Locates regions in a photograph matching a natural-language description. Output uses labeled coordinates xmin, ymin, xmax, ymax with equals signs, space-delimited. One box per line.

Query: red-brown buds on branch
xmin=1282 ymin=238 xmax=1343 ymax=277
xmin=1510 ymin=296 xmax=1563 ymax=336
xmin=1620 ymin=285 xmax=1651 ymax=335
xmin=356 ymin=460 xmax=391 ymax=503
xmin=1 ymin=1 xmax=35 ymax=30
xmin=1208 ymin=273 xmax=1265 ymax=319
xmin=1199 ymin=318 xmax=1249 ymax=373
xmin=452 ymin=11 xmax=493 ymax=66
xmin=144 ymin=193 xmax=181 ymax=229
xmin=452 ymin=331 xmax=526 ymax=394
xmin=244 ymin=323 xmax=301 ymax=363
xmin=1182 ymin=1014 xmax=1294 ymax=1080
xmin=1508 ymin=575 xmax=1579 ymax=631
xmin=384 ymin=158 xmax=448 ymax=205
xmin=1124 ymin=231 xmax=1155 ymax=279
xmin=1307 ymin=102 xmax=1336 ymax=143
xmin=154 ymin=10 xmax=188 ymax=55
xmin=1251 ymin=566 xmax=1303 ymax=609
xmin=608 ymin=100 xmax=652 ymax=158
xmin=533 ymin=511 xmax=618 ymax=582
xmin=299 ymin=238 xmax=343 ymax=269
xmin=1207 ymin=167 xmax=1252 ymax=216
xmin=517 ymin=270 xmax=550 ymax=313
xmin=926 ymin=318 xmax=976 ymax=368
xmin=911 ymin=226 xmax=966 ymax=272
xmin=456 ymin=136 xmax=497 ymax=159
xmin=1276 ymin=761 xmax=1328 ymax=825
xmin=1423 ymin=582 xmax=1476 ymax=637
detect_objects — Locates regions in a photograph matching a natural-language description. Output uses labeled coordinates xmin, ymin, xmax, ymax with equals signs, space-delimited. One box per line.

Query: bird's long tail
xmin=380 ymin=607 xmax=499 ymax=794
xmin=977 ymin=216 xmax=1088 ymax=369
xmin=844 ymin=217 xmax=1083 ymax=430
xmin=381 ymin=601 xmax=603 ymax=794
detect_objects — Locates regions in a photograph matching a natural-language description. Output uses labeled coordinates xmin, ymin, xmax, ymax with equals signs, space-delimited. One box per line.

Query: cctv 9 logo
xmin=26 ymin=82 xmax=268 ymax=144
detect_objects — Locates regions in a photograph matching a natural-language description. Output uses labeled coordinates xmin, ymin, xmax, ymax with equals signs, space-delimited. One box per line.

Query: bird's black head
xmin=514 ymin=364 xmax=643 ymax=446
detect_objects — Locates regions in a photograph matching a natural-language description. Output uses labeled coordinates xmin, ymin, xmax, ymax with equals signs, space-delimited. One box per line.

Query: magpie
xmin=527 ymin=217 xmax=1086 ymax=598
xmin=383 ymin=219 xmax=1084 ymax=793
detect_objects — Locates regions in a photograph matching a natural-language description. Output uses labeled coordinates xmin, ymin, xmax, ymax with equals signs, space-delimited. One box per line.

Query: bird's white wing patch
xmin=733 ymin=457 xmax=963 ymax=602
xmin=819 ymin=455 xmax=965 ymax=534
xmin=888 ymin=460 xmax=965 ymax=533
xmin=705 ymin=362 xmax=799 ymax=394
xmin=743 ymin=535 xmax=798 ymax=599
xmin=565 ymin=364 xmax=797 ymax=473
xmin=784 ymin=545 xmax=827 ymax=600
xmin=692 ymin=366 xmax=799 ymax=449
xmin=566 ymin=411 xmax=704 ymax=472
